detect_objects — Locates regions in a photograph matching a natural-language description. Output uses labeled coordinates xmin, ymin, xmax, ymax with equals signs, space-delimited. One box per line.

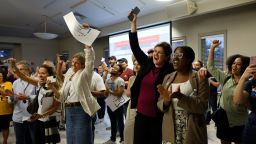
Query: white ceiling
xmin=0 ymin=0 xmax=255 ymax=39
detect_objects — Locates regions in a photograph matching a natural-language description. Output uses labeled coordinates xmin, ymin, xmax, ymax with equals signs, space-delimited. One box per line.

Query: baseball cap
xmin=117 ymin=58 xmax=128 ymax=64
xmin=108 ymin=56 xmax=116 ymax=60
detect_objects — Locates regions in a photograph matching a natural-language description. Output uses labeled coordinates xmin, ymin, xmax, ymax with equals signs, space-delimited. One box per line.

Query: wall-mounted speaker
xmin=186 ymin=0 xmax=197 ymax=15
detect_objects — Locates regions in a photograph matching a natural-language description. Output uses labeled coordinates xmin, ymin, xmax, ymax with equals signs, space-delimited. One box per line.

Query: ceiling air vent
xmin=74 ymin=12 xmax=87 ymax=20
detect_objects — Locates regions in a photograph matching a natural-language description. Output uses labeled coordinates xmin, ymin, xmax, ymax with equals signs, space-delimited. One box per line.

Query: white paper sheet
xmin=105 ymin=94 xmax=130 ymax=112
xmin=63 ymin=12 xmax=101 ymax=46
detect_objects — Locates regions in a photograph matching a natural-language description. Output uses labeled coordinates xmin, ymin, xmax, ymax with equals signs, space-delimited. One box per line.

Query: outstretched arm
xmin=9 ymin=58 xmax=38 ymax=86
xmin=207 ymin=40 xmax=226 ymax=84
xmin=129 ymin=13 xmax=148 ymax=65
xmin=56 ymin=54 xmax=65 ymax=83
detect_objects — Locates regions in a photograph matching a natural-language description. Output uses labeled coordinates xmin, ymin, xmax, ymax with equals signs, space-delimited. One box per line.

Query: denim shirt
xmin=12 ymin=79 xmax=37 ymax=123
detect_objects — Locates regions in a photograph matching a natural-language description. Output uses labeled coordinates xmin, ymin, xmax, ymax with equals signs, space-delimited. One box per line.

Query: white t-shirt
xmin=91 ymin=72 xmax=106 ymax=93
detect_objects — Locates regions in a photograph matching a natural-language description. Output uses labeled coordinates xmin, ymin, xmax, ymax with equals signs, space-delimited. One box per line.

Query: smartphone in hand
xmin=128 ymin=6 xmax=140 ymax=21
xmin=47 ymin=76 xmax=57 ymax=83
xmin=250 ymin=56 xmax=256 ymax=65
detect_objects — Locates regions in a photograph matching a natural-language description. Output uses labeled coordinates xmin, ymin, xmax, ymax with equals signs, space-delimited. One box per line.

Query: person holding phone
xmin=129 ymin=12 xmax=173 ymax=144
xmin=233 ymin=64 xmax=256 ymax=143
xmin=9 ymin=59 xmax=61 ymax=144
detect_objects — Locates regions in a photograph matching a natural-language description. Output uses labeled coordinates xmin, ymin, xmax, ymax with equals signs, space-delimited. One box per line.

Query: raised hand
xmin=82 ymin=23 xmax=90 ymax=29
xmin=130 ymin=12 xmax=137 ymax=33
xmin=211 ymin=40 xmax=221 ymax=49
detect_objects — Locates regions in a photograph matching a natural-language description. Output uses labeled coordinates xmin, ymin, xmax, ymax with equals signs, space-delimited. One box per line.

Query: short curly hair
xmin=226 ymin=54 xmax=250 ymax=75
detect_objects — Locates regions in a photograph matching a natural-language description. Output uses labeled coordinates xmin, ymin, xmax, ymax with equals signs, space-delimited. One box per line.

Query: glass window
xmin=200 ymin=31 xmax=226 ymax=70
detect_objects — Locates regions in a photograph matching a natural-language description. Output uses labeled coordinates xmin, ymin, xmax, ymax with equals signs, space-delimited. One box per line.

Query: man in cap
xmin=108 ymin=56 xmax=117 ymax=68
xmin=117 ymin=58 xmax=134 ymax=118
xmin=117 ymin=58 xmax=134 ymax=87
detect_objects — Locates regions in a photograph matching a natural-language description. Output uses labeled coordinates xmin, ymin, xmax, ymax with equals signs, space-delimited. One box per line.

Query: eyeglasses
xmin=171 ymin=53 xmax=183 ymax=59
xmin=153 ymin=50 xmax=165 ymax=55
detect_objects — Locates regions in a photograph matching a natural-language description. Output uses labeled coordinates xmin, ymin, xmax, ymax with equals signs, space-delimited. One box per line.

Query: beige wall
xmin=59 ymin=36 xmax=108 ymax=67
xmin=1 ymin=5 xmax=255 ymax=69
xmin=80 ymin=4 xmax=256 ymax=66
xmin=0 ymin=36 xmax=59 ymax=67
xmin=172 ymin=5 xmax=256 ymax=58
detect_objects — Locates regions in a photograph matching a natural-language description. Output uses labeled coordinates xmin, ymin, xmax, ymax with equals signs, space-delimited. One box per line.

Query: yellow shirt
xmin=0 ymin=81 xmax=13 ymax=115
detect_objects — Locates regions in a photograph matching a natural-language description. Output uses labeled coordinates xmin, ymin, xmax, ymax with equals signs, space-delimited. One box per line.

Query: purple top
xmin=137 ymin=67 xmax=160 ymax=117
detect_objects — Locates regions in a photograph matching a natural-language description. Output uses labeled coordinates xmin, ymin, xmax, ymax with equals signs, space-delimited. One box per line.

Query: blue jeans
xmin=65 ymin=105 xmax=93 ymax=144
xmin=13 ymin=121 xmax=32 ymax=144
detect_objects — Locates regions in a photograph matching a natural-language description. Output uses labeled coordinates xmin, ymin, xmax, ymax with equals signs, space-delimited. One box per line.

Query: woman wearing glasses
xmin=157 ymin=46 xmax=209 ymax=144
xmin=129 ymin=13 xmax=173 ymax=144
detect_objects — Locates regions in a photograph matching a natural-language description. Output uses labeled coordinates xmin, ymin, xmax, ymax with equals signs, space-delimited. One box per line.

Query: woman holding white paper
xmin=58 ymin=43 xmax=99 ymax=144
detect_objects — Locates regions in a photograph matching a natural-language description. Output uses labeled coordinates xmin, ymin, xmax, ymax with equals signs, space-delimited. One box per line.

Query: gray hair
xmin=17 ymin=60 xmax=31 ymax=72
xmin=73 ymin=52 xmax=85 ymax=65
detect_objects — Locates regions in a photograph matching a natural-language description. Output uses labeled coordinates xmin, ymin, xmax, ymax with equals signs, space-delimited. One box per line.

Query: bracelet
xmin=41 ymin=114 xmax=48 ymax=118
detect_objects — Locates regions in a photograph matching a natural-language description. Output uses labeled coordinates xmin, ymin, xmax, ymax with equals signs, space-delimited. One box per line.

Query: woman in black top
xmin=129 ymin=13 xmax=173 ymax=144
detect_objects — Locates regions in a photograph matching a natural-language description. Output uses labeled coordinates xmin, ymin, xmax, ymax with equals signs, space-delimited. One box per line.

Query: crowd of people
xmin=0 ymin=12 xmax=255 ymax=144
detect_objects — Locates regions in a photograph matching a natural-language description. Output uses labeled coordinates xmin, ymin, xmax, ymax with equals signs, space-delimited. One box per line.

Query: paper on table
xmin=63 ymin=12 xmax=101 ymax=46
